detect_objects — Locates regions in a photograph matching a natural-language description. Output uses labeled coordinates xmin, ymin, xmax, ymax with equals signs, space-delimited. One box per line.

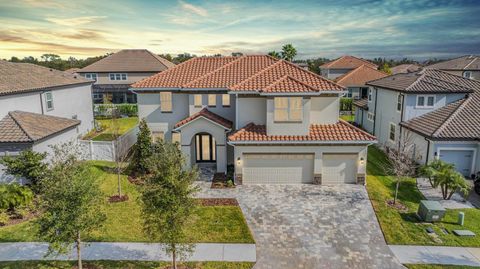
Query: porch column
xmin=216 ymin=144 xmax=227 ymax=173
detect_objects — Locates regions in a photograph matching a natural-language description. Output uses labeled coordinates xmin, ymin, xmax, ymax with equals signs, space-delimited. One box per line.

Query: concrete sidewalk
xmin=390 ymin=245 xmax=480 ymax=266
xmin=0 ymin=242 xmax=256 ymax=262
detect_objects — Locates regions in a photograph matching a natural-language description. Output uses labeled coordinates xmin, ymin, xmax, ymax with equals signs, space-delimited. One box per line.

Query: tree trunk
xmin=77 ymin=231 xmax=82 ymax=269
xmin=394 ymin=178 xmax=400 ymax=204
xmin=117 ymin=161 xmax=122 ymax=197
xmin=441 ymin=184 xmax=447 ymax=199
xmin=172 ymin=246 xmax=177 ymax=269
xmin=447 ymin=188 xmax=455 ymax=200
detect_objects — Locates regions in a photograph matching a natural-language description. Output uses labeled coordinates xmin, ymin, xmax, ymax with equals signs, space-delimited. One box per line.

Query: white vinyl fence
xmin=79 ymin=125 xmax=139 ymax=161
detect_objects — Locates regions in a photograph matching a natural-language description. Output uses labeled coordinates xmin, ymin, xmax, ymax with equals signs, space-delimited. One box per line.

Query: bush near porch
xmin=0 ymin=161 xmax=254 ymax=244
xmin=366 ymin=145 xmax=480 ymax=247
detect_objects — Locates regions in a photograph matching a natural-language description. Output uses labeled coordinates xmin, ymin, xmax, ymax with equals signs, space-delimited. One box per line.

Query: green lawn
xmin=406 ymin=265 xmax=480 ymax=269
xmin=0 ymin=161 xmax=254 ymax=244
xmin=366 ymin=146 xmax=480 ymax=247
xmin=340 ymin=114 xmax=354 ymax=122
xmin=85 ymin=117 xmax=138 ymax=141
xmin=0 ymin=261 xmax=255 ymax=269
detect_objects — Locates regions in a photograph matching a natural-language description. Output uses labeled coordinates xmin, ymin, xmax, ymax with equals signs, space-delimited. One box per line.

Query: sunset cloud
xmin=45 ymin=16 xmax=106 ymax=26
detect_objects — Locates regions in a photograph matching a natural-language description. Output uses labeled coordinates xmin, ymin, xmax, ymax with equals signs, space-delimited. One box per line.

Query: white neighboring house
xmin=354 ymin=69 xmax=480 ymax=177
xmin=131 ymin=55 xmax=376 ymax=185
xmin=426 ymin=55 xmax=480 ymax=80
xmin=0 ymin=61 xmax=94 ymax=159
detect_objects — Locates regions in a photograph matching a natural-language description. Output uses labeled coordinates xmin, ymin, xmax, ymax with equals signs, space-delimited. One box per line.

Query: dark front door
xmin=195 ymin=134 xmax=216 ymax=162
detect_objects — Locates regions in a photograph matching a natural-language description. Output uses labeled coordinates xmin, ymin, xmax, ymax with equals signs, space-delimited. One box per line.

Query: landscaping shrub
xmin=0 ymin=210 xmax=8 ymax=226
xmin=0 ymin=150 xmax=47 ymax=191
xmin=128 ymin=119 xmax=153 ymax=176
xmin=0 ymin=184 xmax=34 ymax=211
xmin=94 ymin=104 xmax=138 ymax=118
xmin=340 ymin=97 xmax=353 ymax=111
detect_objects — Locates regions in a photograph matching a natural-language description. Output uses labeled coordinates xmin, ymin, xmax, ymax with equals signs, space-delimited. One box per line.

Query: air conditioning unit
xmin=417 ymin=200 xmax=446 ymax=222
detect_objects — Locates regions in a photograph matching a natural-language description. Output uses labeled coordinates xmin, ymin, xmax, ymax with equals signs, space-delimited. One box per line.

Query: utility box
xmin=417 ymin=200 xmax=446 ymax=222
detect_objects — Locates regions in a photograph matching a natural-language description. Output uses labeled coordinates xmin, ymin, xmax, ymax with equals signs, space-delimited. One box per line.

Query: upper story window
xmin=151 ymin=131 xmax=164 ymax=143
xmin=208 ymin=94 xmax=216 ymax=107
xmin=389 ymin=123 xmax=396 ymax=142
xmin=416 ymin=95 xmax=435 ymax=108
xmin=109 ymin=73 xmax=127 ymax=81
xmin=463 ymin=71 xmax=472 ymax=79
xmin=84 ymin=73 xmax=97 ymax=81
xmin=396 ymin=94 xmax=402 ymax=112
xmin=222 ymin=94 xmax=230 ymax=107
xmin=44 ymin=92 xmax=54 ymax=111
xmin=194 ymin=94 xmax=202 ymax=107
xmin=368 ymin=88 xmax=373 ymax=102
xmin=274 ymin=97 xmax=302 ymax=122
xmin=160 ymin=92 xmax=172 ymax=112
xmin=367 ymin=112 xmax=374 ymax=122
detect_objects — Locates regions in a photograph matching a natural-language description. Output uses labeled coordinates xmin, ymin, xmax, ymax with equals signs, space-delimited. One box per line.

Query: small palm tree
xmin=281 ymin=44 xmax=297 ymax=62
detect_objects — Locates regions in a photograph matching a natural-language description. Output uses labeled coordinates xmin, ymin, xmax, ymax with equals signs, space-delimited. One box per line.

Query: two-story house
xmin=0 ymin=61 xmax=94 ymax=157
xmin=320 ymin=56 xmax=380 ymax=99
xmin=131 ymin=55 xmax=376 ymax=185
xmin=354 ymin=69 xmax=480 ymax=177
xmin=426 ymin=55 xmax=480 ymax=80
xmin=78 ymin=49 xmax=175 ymax=104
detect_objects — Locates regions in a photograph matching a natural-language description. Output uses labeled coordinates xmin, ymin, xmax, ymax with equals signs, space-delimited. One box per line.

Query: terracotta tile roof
xmin=0 ymin=61 xmax=91 ymax=96
xmin=228 ymin=120 xmax=376 ymax=143
xmin=79 ymin=49 xmax=175 ymax=73
xmin=174 ymin=108 xmax=233 ymax=129
xmin=334 ymin=65 xmax=388 ymax=87
xmin=353 ymin=98 xmax=368 ymax=110
xmin=391 ymin=64 xmax=422 ymax=74
xmin=320 ymin=56 xmax=378 ymax=69
xmin=0 ymin=111 xmax=80 ymax=143
xmin=132 ymin=55 xmax=344 ymax=93
xmin=367 ymin=69 xmax=477 ymax=93
xmin=426 ymin=55 xmax=480 ymax=71
xmin=260 ymin=75 xmax=319 ymax=93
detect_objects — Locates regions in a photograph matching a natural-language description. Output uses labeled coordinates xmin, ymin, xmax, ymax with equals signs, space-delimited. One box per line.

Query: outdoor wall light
xmin=237 ymin=157 xmax=241 ymax=165
xmin=360 ymin=157 xmax=365 ymax=165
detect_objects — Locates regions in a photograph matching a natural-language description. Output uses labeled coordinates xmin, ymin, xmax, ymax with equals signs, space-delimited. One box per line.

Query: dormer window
xmin=109 ymin=73 xmax=127 ymax=81
xmin=463 ymin=71 xmax=472 ymax=79
xmin=274 ymin=97 xmax=302 ymax=122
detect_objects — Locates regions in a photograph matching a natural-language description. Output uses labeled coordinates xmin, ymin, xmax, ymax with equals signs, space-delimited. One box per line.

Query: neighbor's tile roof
xmin=334 ymin=64 xmax=388 ymax=87
xmin=426 ymin=55 xmax=480 ymax=71
xmin=0 ymin=111 xmax=80 ymax=143
xmin=320 ymin=56 xmax=378 ymax=69
xmin=391 ymin=64 xmax=422 ymax=74
xmin=367 ymin=69 xmax=477 ymax=93
xmin=228 ymin=121 xmax=375 ymax=143
xmin=353 ymin=98 xmax=368 ymax=110
xmin=174 ymin=108 xmax=233 ymax=129
xmin=132 ymin=55 xmax=344 ymax=93
xmin=0 ymin=61 xmax=91 ymax=96
xmin=78 ymin=49 xmax=175 ymax=73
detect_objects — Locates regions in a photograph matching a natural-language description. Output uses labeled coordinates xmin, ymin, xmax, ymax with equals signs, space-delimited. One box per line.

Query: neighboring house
xmin=426 ymin=55 xmax=480 ymax=80
xmin=0 ymin=61 xmax=94 ymax=157
xmin=78 ymin=49 xmax=175 ymax=104
xmin=131 ymin=55 xmax=376 ymax=185
xmin=335 ymin=65 xmax=388 ymax=99
xmin=354 ymin=69 xmax=479 ymax=177
xmin=391 ymin=64 xmax=421 ymax=75
xmin=319 ymin=55 xmax=378 ymax=80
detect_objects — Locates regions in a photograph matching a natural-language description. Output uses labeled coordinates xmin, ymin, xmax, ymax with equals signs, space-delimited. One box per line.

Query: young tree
xmin=37 ymin=143 xmax=106 ymax=269
xmin=109 ymin=108 xmax=131 ymax=198
xmin=0 ymin=150 xmax=47 ymax=191
xmin=128 ymin=119 xmax=153 ymax=177
xmin=421 ymin=160 xmax=470 ymax=200
xmin=140 ymin=140 xmax=199 ymax=269
xmin=420 ymin=159 xmax=453 ymax=188
xmin=281 ymin=44 xmax=297 ymax=62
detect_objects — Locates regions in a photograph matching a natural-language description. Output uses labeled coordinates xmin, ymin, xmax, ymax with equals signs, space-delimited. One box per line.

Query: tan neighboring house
xmin=391 ymin=64 xmax=421 ymax=75
xmin=426 ymin=55 xmax=480 ymax=80
xmin=78 ymin=49 xmax=175 ymax=104
xmin=320 ymin=55 xmax=378 ymax=80
xmin=334 ymin=65 xmax=388 ymax=99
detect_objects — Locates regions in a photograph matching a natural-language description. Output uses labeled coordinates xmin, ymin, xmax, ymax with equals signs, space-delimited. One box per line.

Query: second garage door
xmin=439 ymin=149 xmax=474 ymax=177
xmin=322 ymin=153 xmax=357 ymax=184
xmin=243 ymin=153 xmax=314 ymax=184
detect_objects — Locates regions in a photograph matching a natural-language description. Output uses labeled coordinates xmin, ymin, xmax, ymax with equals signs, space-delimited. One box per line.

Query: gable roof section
xmin=132 ymin=55 xmax=344 ymax=93
xmin=334 ymin=65 xmax=388 ymax=87
xmin=0 ymin=111 xmax=80 ymax=143
xmin=0 ymin=61 xmax=91 ymax=96
xmin=391 ymin=64 xmax=421 ymax=74
xmin=367 ymin=69 xmax=477 ymax=94
xmin=426 ymin=55 xmax=480 ymax=71
xmin=174 ymin=108 xmax=233 ymax=130
xmin=78 ymin=49 xmax=175 ymax=73
xmin=320 ymin=56 xmax=378 ymax=69
xmin=353 ymin=98 xmax=368 ymax=110
xmin=228 ymin=120 xmax=376 ymax=143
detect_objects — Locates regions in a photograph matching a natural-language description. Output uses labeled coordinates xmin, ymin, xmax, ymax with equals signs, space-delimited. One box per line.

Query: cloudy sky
xmin=1 ymin=0 xmax=479 ymax=60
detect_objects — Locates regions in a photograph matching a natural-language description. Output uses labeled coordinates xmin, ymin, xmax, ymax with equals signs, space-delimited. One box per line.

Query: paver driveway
xmin=197 ymin=183 xmax=404 ymax=269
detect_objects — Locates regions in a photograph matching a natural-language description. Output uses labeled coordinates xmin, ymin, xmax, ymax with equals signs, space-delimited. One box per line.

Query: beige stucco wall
xmin=236 ymin=96 xmax=266 ymax=128
xmin=266 ymin=97 xmax=311 ymax=135
xmin=310 ymin=96 xmax=339 ymax=124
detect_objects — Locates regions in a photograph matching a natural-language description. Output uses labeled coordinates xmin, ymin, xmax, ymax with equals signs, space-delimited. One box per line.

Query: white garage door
xmin=322 ymin=154 xmax=357 ymax=184
xmin=439 ymin=149 xmax=474 ymax=177
xmin=243 ymin=153 xmax=314 ymax=184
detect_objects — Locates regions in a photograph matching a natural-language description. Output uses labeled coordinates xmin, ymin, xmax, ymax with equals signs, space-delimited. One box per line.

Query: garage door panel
xmin=322 ymin=154 xmax=357 ymax=184
xmin=439 ymin=150 xmax=474 ymax=177
xmin=243 ymin=154 xmax=313 ymax=184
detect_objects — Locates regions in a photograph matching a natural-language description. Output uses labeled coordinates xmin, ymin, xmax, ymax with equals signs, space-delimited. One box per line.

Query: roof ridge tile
xmin=183 ymin=56 xmax=246 ymax=87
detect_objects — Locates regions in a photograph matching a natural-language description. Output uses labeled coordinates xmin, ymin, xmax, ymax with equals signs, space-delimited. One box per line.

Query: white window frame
xmin=194 ymin=94 xmax=202 ymax=107
xmin=44 ymin=91 xmax=54 ymax=111
xmin=416 ymin=95 xmax=435 ymax=108
xmin=109 ymin=73 xmax=128 ymax=81
xmin=274 ymin=97 xmax=303 ymax=122
xmin=222 ymin=94 xmax=230 ymax=107
xmin=389 ymin=122 xmax=396 ymax=143
xmin=208 ymin=94 xmax=216 ymax=107
xmin=160 ymin=92 xmax=172 ymax=112
xmin=367 ymin=112 xmax=374 ymax=122
xmin=151 ymin=131 xmax=164 ymax=142
xmin=368 ymin=88 xmax=373 ymax=102
xmin=463 ymin=71 xmax=472 ymax=79
xmin=84 ymin=73 xmax=97 ymax=81
xmin=396 ymin=94 xmax=402 ymax=112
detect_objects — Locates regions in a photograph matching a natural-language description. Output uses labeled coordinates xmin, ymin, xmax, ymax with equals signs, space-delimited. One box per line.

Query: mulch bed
xmin=211 ymin=173 xmax=235 ymax=189
xmin=386 ymin=199 xmax=408 ymax=212
xmin=1 ymin=211 xmax=39 ymax=227
xmin=108 ymin=194 xmax=129 ymax=203
xmin=196 ymin=198 xmax=239 ymax=206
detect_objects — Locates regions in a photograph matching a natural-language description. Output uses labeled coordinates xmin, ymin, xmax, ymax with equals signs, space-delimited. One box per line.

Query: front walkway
xmin=0 ymin=242 xmax=256 ymax=262
xmin=417 ymin=178 xmax=475 ymax=209
xmin=197 ymin=182 xmax=403 ymax=269
xmin=390 ymin=245 xmax=480 ymax=267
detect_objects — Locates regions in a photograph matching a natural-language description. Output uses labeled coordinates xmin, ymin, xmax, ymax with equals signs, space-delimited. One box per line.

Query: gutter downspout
xmin=397 ymin=94 xmax=405 ymax=150
xmin=39 ymin=92 xmax=44 ymax=114
xmin=372 ymin=87 xmax=379 ymax=136
xmin=425 ymin=137 xmax=431 ymax=164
